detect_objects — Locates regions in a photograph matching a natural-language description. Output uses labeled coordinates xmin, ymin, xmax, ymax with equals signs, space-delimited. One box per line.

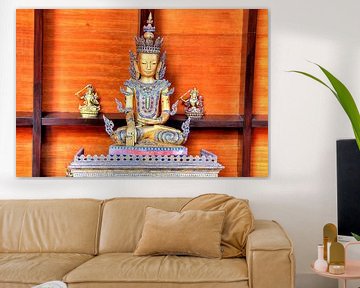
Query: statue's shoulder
xmin=124 ymin=79 xmax=138 ymax=89
xmin=157 ymin=79 xmax=174 ymax=96
xmin=121 ymin=79 xmax=138 ymax=96
xmin=157 ymin=79 xmax=172 ymax=89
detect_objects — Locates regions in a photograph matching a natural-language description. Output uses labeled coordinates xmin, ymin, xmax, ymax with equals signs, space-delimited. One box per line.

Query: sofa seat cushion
xmin=0 ymin=253 xmax=93 ymax=285
xmin=64 ymin=253 xmax=248 ymax=286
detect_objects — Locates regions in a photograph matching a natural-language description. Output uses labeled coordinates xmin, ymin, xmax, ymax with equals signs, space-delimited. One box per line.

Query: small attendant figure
xmin=75 ymin=84 xmax=101 ymax=118
xmin=182 ymin=88 xmax=204 ymax=119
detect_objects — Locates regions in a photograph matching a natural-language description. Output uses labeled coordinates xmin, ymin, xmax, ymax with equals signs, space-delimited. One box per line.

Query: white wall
xmin=1 ymin=0 xmax=359 ymax=287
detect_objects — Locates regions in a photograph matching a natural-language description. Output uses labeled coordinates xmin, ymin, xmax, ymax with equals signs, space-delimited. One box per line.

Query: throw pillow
xmin=134 ymin=207 xmax=225 ymax=258
xmin=181 ymin=193 xmax=254 ymax=258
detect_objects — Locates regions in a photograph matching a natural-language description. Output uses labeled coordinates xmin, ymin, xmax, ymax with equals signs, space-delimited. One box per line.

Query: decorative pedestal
xmin=67 ymin=147 xmax=224 ymax=177
xmin=109 ymin=145 xmax=188 ymax=156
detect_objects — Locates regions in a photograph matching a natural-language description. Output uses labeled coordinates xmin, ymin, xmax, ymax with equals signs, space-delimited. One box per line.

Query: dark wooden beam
xmin=42 ymin=112 xmax=244 ymax=128
xmin=16 ymin=112 xmax=33 ymax=127
xmin=252 ymin=114 xmax=268 ymax=128
xmin=242 ymin=9 xmax=258 ymax=177
xmin=32 ymin=9 xmax=43 ymax=177
xmin=42 ymin=112 xmax=125 ymax=126
xmin=139 ymin=9 xmax=155 ymax=35
xmin=18 ymin=111 xmax=263 ymax=129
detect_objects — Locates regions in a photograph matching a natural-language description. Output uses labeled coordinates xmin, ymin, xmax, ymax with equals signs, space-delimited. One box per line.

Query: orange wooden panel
xmin=42 ymin=127 xmax=113 ymax=177
xmin=186 ymin=129 xmax=240 ymax=177
xmin=253 ymin=9 xmax=268 ymax=115
xmin=156 ymin=9 xmax=244 ymax=35
xmin=42 ymin=10 xmax=139 ymax=113
xmin=16 ymin=9 xmax=34 ymax=112
xmin=250 ymin=128 xmax=268 ymax=177
xmin=156 ymin=10 xmax=244 ymax=115
xmin=16 ymin=128 xmax=33 ymax=177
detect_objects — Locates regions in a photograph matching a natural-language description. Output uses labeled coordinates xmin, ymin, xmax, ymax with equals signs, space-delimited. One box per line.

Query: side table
xmin=311 ymin=242 xmax=360 ymax=288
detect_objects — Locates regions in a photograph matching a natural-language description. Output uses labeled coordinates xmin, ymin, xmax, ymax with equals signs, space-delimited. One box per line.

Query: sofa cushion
xmin=0 ymin=199 xmax=102 ymax=254
xmin=134 ymin=207 xmax=225 ymax=258
xmin=0 ymin=253 xmax=93 ymax=285
xmin=99 ymin=198 xmax=190 ymax=253
xmin=181 ymin=194 xmax=254 ymax=258
xmin=63 ymin=253 xmax=248 ymax=285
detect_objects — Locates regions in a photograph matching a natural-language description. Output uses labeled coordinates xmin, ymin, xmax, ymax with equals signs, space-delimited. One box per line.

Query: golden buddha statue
xmin=104 ymin=13 xmax=190 ymax=147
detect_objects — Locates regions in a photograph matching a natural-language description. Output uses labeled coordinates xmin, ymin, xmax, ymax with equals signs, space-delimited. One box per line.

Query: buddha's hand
xmin=126 ymin=123 xmax=137 ymax=146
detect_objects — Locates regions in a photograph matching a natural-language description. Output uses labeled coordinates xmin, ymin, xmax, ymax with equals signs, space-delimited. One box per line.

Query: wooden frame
xmin=32 ymin=9 xmax=43 ymax=177
xmin=16 ymin=9 xmax=268 ymax=177
xmin=242 ymin=9 xmax=258 ymax=177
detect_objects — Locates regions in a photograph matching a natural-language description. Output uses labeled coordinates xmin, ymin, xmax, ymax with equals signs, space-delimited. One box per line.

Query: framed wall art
xmin=16 ymin=9 xmax=268 ymax=177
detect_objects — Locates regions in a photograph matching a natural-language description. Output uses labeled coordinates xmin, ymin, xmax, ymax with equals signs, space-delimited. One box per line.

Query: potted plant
xmin=290 ymin=63 xmax=360 ymax=241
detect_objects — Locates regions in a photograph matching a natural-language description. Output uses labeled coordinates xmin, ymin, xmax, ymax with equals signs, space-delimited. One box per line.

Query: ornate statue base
xmin=79 ymin=110 xmax=99 ymax=118
xmin=67 ymin=147 xmax=224 ymax=178
xmin=109 ymin=143 xmax=188 ymax=156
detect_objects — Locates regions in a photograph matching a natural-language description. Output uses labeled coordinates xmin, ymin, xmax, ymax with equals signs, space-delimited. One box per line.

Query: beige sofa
xmin=0 ymin=198 xmax=295 ymax=288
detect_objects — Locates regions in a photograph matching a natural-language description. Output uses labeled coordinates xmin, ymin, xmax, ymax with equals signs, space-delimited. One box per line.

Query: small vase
xmin=314 ymin=244 xmax=328 ymax=272
xmin=327 ymin=241 xmax=331 ymax=263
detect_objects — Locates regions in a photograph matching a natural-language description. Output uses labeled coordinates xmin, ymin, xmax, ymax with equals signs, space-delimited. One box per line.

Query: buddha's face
xmin=138 ymin=53 xmax=159 ymax=78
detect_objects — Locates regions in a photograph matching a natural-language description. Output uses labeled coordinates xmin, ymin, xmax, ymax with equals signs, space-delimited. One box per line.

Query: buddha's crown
xmin=135 ymin=12 xmax=163 ymax=55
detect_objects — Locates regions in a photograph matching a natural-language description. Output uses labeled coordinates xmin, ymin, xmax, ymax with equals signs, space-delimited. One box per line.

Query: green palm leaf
xmin=351 ymin=232 xmax=360 ymax=241
xmin=289 ymin=63 xmax=360 ymax=150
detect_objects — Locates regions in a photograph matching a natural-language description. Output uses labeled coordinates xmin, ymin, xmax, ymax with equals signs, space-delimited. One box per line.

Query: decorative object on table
xmin=32 ymin=281 xmax=67 ymax=288
xmin=318 ymin=223 xmax=346 ymax=275
xmin=314 ymin=244 xmax=328 ymax=272
xmin=312 ymin=233 xmax=360 ymax=288
xmin=67 ymin=13 xmax=224 ymax=177
xmin=75 ymin=84 xmax=100 ymax=118
xmin=323 ymin=223 xmax=337 ymax=262
xmin=290 ymin=62 xmax=360 ymax=150
xmin=329 ymin=242 xmax=345 ymax=275
xmin=180 ymin=87 xmax=205 ymax=119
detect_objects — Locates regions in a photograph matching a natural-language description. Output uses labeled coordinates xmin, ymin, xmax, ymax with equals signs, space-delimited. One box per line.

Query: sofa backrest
xmin=99 ymin=197 xmax=190 ymax=253
xmin=0 ymin=199 xmax=102 ymax=255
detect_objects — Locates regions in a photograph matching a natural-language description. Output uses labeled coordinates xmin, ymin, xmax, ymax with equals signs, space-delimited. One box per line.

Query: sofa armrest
xmin=246 ymin=220 xmax=295 ymax=288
